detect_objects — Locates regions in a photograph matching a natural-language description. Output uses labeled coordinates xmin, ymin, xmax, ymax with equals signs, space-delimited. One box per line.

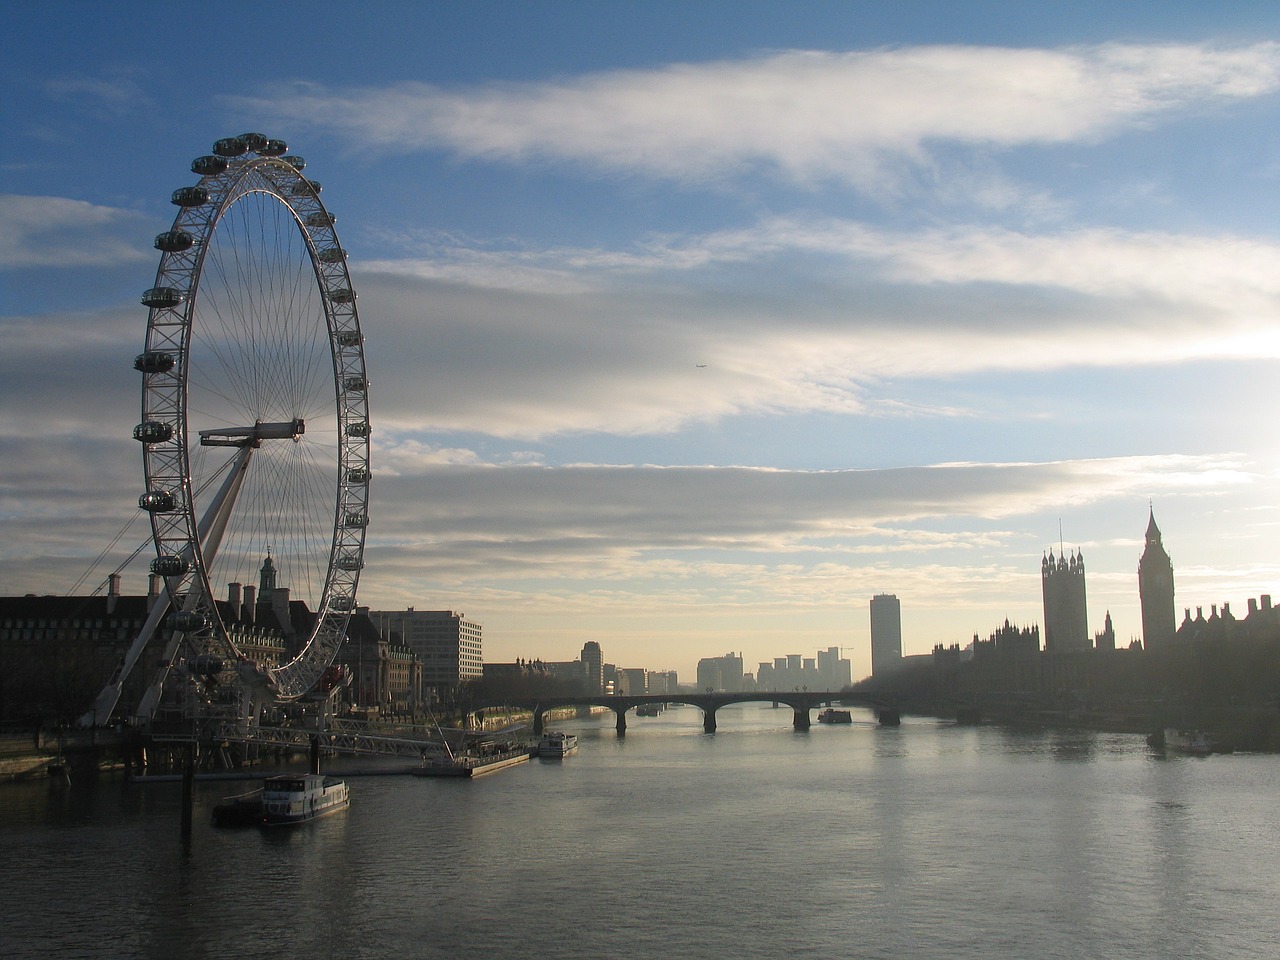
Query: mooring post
xmin=180 ymin=742 xmax=195 ymax=841
xmin=309 ymin=734 xmax=320 ymax=775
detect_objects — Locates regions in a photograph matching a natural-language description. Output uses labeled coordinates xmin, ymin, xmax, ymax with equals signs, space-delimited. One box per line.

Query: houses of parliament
xmin=865 ymin=508 xmax=1280 ymax=747
xmin=1039 ymin=508 xmax=1200 ymax=655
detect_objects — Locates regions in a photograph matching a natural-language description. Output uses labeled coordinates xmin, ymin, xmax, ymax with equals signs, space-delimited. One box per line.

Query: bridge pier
xmin=703 ymin=708 xmax=717 ymax=733
xmin=877 ymin=708 xmax=901 ymax=726
xmin=792 ymin=707 xmax=810 ymax=731
xmin=615 ymin=708 xmax=627 ymax=736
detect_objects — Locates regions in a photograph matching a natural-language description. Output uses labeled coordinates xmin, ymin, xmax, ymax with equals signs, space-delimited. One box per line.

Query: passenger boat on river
xmin=212 ymin=773 xmax=350 ymax=827
xmin=537 ymin=731 xmax=578 ymax=758
xmin=1162 ymin=728 xmax=1214 ymax=755
xmin=817 ymin=708 xmax=853 ymax=724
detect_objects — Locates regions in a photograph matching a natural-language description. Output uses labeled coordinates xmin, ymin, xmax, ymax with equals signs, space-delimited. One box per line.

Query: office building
xmin=870 ymin=594 xmax=903 ymax=677
xmin=366 ymin=608 xmax=482 ymax=700
xmin=580 ymin=641 xmax=604 ymax=693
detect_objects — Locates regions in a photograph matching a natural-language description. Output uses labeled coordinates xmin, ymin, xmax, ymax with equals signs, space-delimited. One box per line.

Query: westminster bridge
xmin=467 ymin=691 xmax=901 ymax=735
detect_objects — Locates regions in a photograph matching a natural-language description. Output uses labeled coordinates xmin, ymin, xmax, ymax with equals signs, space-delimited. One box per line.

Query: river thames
xmin=2 ymin=703 xmax=1278 ymax=959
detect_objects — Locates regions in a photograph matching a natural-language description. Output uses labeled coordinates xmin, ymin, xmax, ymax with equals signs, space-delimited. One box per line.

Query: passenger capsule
xmin=154 ymin=230 xmax=195 ymax=252
xmin=328 ymin=288 xmax=356 ymax=304
xmin=344 ymin=376 xmax=367 ymax=393
xmin=238 ymin=132 xmax=269 ymax=152
xmin=150 ymin=555 xmax=189 ymax=577
xmin=138 ymin=490 xmax=176 ymax=512
xmin=335 ymin=554 xmax=364 ymax=571
xmin=345 ymin=421 xmax=371 ymax=438
xmin=141 ymin=287 xmax=185 ymax=308
xmin=134 ymin=351 xmax=176 ymax=374
xmin=171 ymin=186 xmax=209 ymax=207
xmin=330 ymin=595 xmax=355 ymax=611
xmin=290 ymin=179 xmax=321 ymax=197
xmin=168 ymin=610 xmax=208 ymax=632
xmin=189 ymin=654 xmax=225 ymax=675
xmin=133 ymin=421 xmax=174 ymax=444
xmin=343 ymin=511 xmax=369 ymax=528
xmin=305 ymin=211 xmax=337 ymax=228
xmin=191 ymin=155 xmax=229 ymax=176
xmin=212 ymin=137 xmax=248 ymax=157
xmin=317 ymin=247 xmax=347 ymax=264
xmin=281 ymin=155 xmax=307 ymax=171
xmin=261 ymin=138 xmax=288 ymax=156
xmin=335 ymin=330 xmax=362 ymax=347
xmin=346 ymin=468 xmax=371 ymax=484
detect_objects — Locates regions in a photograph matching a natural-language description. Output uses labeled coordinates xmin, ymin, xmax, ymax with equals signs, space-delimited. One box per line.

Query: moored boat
xmin=817 ymin=708 xmax=853 ymax=724
xmin=414 ymin=740 xmax=531 ymax=778
xmin=538 ymin=731 xmax=578 ymax=757
xmin=1163 ymin=728 xmax=1213 ymax=755
xmin=212 ymin=773 xmax=350 ymax=829
xmin=213 ymin=772 xmax=350 ymax=827
xmin=262 ymin=773 xmax=349 ymax=825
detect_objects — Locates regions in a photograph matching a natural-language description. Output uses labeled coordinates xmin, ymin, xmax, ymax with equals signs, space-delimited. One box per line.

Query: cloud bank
xmin=234 ymin=42 xmax=1280 ymax=187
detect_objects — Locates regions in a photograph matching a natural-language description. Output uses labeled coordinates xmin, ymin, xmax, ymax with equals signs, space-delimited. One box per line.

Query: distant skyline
xmin=7 ymin=3 xmax=1280 ymax=680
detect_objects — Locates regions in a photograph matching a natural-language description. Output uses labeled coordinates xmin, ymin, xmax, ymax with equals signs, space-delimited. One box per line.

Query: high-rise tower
xmin=580 ymin=641 xmax=604 ymax=693
xmin=1041 ymin=547 xmax=1089 ymax=653
xmin=869 ymin=594 xmax=902 ymax=677
xmin=1138 ymin=508 xmax=1175 ymax=653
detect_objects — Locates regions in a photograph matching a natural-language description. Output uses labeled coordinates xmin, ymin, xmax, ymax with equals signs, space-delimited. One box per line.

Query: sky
xmin=6 ymin=2 xmax=1280 ymax=683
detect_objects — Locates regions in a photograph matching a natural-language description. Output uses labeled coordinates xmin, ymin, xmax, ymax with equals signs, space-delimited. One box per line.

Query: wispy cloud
xmin=43 ymin=71 xmax=151 ymax=114
xmin=354 ymin=213 xmax=1280 ymax=439
xmin=233 ymin=42 xmax=1280 ymax=189
xmin=0 ymin=195 xmax=149 ymax=269
xmin=348 ymin=452 xmax=1251 ymax=621
xmin=374 ymin=450 xmax=1247 ymax=546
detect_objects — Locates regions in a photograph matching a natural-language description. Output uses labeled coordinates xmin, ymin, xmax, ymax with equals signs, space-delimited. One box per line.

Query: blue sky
xmin=7 ymin=2 xmax=1280 ymax=681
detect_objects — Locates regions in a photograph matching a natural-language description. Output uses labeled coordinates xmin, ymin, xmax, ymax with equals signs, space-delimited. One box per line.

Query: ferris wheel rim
xmin=135 ymin=133 xmax=370 ymax=704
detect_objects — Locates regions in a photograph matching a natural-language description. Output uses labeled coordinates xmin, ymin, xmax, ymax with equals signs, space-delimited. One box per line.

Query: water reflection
xmin=4 ymin=706 xmax=1280 ymax=960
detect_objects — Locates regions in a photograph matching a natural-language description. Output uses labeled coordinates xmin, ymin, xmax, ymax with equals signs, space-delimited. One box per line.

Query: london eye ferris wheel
xmin=87 ymin=133 xmax=371 ymax=727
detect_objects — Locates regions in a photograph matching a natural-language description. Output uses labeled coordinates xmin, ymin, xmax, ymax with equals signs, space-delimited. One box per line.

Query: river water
xmin=2 ymin=703 xmax=1278 ymax=960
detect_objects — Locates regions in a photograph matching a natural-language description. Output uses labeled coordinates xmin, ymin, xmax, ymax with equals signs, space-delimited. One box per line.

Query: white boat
xmin=538 ymin=731 xmax=578 ymax=758
xmin=213 ymin=772 xmax=350 ymax=827
xmin=261 ymin=773 xmax=350 ymax=825
xmin=1163 ymin=728 xmax=1213 ymax=755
